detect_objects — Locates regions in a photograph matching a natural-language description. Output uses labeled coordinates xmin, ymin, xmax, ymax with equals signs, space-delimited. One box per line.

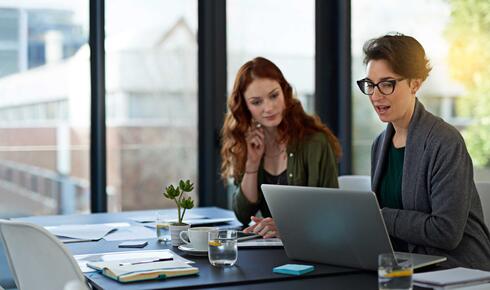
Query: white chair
xmin=0 ymin=220 xmax=90 ymax=290
xmin=338 ymin=175 xmax=371 ymax=191
xmin=476 ymin=181 xmax=490 ymax=228
xmin=64 ymin=280 xmax=90 ymax=290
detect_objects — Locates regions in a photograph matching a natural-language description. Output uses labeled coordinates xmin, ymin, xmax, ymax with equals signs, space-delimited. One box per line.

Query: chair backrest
xmin=476 ymin=181 xmax=490 ymax=228
xmin=338 ymin=175 xmax=371 ymax=191
xmin=0 ymin=220 xmax=89 ymax=290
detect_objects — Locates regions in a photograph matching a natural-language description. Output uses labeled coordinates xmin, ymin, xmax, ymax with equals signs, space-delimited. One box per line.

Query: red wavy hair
xmin=220 ymin=57 xmax=341 ymax=182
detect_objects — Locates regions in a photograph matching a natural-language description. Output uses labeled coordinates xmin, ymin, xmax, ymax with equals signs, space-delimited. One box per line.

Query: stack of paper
xmin=413 ymin=267 xmax=490 ymax=289
xmin=273 ymin=264 xmax=315 ymax=276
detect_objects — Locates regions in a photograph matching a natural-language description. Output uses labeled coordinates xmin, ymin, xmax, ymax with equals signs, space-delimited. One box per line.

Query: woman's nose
xmin=370 ymin=88 xmax=383 ymax=101
xmin=264 ymin=99 xmax=274 ymax=112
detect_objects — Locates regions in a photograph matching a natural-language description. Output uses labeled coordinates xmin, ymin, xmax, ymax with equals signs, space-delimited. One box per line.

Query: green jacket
xmin=232 ymin=131 xmax=339 ymax=225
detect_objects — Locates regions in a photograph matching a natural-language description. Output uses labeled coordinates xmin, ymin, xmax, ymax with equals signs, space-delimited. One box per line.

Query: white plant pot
xmin=169 ymin=223 xmax=190 ymax=246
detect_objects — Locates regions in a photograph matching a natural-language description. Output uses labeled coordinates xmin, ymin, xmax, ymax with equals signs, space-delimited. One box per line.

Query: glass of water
xmin=156 ymin=211 xmax=171 ymax=243
xmin=208 ymin=230 xmax=238 ymax=267
xmin=378 ymin=252 xmax=413 ymax=290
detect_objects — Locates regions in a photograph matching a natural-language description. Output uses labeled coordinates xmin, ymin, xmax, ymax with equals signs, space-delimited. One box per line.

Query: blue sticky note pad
xmin=273 ymin=264 xmax=315 ymax=276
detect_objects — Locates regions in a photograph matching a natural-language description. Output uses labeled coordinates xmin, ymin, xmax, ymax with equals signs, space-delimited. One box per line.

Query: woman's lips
xmin=264 ymin=114 xmax=277 ymax=121
xmin=376 ymin=105 xmax=390 ymax=114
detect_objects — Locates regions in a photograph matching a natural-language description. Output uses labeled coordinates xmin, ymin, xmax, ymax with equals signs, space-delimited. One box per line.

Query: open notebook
xmin=87 ymin=259 xmax=198 ymax=283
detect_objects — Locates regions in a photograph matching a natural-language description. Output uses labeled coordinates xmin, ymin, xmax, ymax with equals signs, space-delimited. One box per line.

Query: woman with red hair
xmin=221 ymin=57 xmax=341 ymax=238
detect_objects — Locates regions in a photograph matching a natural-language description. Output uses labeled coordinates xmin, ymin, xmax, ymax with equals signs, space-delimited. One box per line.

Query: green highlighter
xmin=273 ymin=264 xmax=315 ymax=276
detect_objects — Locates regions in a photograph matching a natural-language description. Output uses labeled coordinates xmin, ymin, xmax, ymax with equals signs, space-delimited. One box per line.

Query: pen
xmin=119 ymin=257 xmax=173 ymax=266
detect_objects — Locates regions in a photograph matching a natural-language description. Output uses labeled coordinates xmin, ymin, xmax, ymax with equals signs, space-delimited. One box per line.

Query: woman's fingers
xmin=250 ymin=216 xmax=263 ymax=223
xmin=254 ymin=127 xmax=265 ymax=140
xmin=243 ymin=224 xmax=255 ymax=233
xmin=258 ymin=225 xmax=271 ymax=236
xmin=263 ymin=230 xmax=278 ymax=239
xmin=244 ymin=216 xmax=261 ymax=233
xmin=252 ymin=222 xmax=264 ymax=234
xmin=251 ymin=136 xmax=262 ymax=148
xmin=251 ymin=218 xmax=278 ymax=237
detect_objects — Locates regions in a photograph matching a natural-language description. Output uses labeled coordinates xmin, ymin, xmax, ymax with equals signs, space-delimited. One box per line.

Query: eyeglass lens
xmin=358 ymin=80 xmax=396 ymax=95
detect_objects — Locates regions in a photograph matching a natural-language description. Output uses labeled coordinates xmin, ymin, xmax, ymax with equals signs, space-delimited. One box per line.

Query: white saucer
xmin=178 ymin=245 xmax=208 ymax=256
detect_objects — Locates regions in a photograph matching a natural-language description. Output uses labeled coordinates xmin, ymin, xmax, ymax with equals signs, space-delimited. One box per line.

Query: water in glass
xmin=208 ymin=230 xmax=237 ymax=266
xmin=156 ymin=222 xmax=171 ymax=242
xmin=378 ymin=253 xmax=413 ymax=290
xmin=378 ymin=268 xmax=413 ymax=290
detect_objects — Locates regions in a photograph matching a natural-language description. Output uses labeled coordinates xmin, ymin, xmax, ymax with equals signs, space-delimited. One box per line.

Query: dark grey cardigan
xmin=371 ymin=99 xmax=490 ymax=270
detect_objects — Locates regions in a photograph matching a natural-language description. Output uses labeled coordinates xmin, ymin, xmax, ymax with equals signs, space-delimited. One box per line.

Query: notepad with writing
xmin=413 ymin=267 xmax=490 ymax=289
xmin=273 ymin=264 xmax=315 ymax=276
xmin=87 ymin=260 xmax=199 ymax=283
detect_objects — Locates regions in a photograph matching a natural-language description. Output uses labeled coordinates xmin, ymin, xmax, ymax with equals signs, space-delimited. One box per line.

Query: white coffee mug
xmin=179 ymin=227 xmax=218 ymax=251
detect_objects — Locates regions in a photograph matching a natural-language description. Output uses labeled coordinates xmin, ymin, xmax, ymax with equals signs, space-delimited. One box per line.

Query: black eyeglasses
xmin=356 ymin=78 xmax=405 ymax=96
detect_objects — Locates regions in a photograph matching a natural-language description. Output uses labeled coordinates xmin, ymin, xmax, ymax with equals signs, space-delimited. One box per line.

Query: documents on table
xmin=143 ymin=217 xmax=236 ymax=227
xmin=45 ymin=222 xmax=130 ymax=242
xmin=130 ymin=213 xmax=206 ymax=223
xmin=413 ymin=267 xmax=490 ymax=289
xmin=103 ymin=225 xmax=155 ymax=241
xmin=74 ymin=249 xmax=193 ymax=273
xmin=237 ymin=238 xmax=283 ymax=248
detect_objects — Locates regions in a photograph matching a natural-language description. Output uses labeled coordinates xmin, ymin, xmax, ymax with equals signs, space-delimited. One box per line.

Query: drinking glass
xmin=208 ymin=230 xmax=238 ymax=267
xmin=378 ymin=252 xmax=413 ymax=290
xmin=155 ymin=211 xmax=171 ymax=243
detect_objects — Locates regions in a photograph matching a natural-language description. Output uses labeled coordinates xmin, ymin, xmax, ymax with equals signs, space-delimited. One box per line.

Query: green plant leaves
xmin=180 ymin=197 xmax=195 ymax=210
xmin=162 ymin=179 xmax=195 ymax=222
xmin=179 ymin=179 xmax=194 ymax=192
xmin=163 ymin=184 xmax=181 ymax=199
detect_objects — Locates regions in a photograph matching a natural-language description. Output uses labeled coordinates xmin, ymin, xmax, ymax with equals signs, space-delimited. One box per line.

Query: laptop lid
xmin=261 ymin=184 xmax=446 ymax=270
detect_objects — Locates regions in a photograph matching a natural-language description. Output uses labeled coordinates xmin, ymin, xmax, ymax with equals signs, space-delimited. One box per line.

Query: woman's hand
xmin=243 ymin=216 xmax=280 ymax=239
xmin=245 ymin=125 xmax=265 ymax=170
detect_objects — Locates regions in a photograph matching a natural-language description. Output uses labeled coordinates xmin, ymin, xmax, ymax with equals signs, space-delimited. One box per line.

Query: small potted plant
xmin=162 ymin=179 xmax=195 ymax=246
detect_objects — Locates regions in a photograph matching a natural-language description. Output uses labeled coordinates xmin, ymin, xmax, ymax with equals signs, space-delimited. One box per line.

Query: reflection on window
xmin=0 ymin=2 xmax=89 ymax=218
xmin=352 ymin=0 xmax=490 ymax=180
xmin=227 ymin=0 xmax=315 ymax=113
xmin=105 ymin=0 xmax=198 ymax=211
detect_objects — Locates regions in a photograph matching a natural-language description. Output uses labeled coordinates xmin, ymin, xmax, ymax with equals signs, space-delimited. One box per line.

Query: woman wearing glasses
xmin=358 ymin=33 xmax=490 ymax=269
xmin=221 ymin=57 xmax=341 ymax=238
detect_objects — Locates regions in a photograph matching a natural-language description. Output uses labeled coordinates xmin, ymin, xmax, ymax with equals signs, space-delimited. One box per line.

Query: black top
xmin=263 ymin=169 xmax=288 ymax=185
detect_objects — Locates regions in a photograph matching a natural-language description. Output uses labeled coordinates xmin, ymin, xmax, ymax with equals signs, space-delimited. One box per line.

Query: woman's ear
xmin=410 ymin=79 xmax=422 ymax=95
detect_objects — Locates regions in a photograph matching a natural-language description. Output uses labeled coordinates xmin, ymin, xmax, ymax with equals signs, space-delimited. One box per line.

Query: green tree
xmin=445 ymin=0 xmax=490 ymax=167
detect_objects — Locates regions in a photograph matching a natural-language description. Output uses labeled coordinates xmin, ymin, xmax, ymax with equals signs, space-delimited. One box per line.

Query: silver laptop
xmin=261 ymin=184 xmax=447 ymax=270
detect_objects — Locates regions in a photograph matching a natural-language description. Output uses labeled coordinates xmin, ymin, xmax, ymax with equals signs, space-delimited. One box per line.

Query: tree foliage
xmin=445 ymin=0 xmax=490 ymax=167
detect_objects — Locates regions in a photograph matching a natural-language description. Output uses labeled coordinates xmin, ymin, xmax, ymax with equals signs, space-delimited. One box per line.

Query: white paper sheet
xmin=45 ymin=222 xmax=130 ymax=241
xmin=413 ymin=267 xmax=490 ymax=289
xmin=237 ymin=238 xmax=283 ymax=248
xmin=103 ymin=225 xmax=156 ymax=241
xmin=130 ymin=213 xmax=206 ymax=223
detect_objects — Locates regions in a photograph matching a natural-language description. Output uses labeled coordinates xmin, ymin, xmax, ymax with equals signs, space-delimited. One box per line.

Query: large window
xmin=351 ymin=0 xmax=490 ymax=180
xmin=0 ymin=1 xmax=90 ymax=218
xmin=105 ymin=0 xmax=198 ymax=211
xmin=227 ymin=0 xmax=315 ymax=112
